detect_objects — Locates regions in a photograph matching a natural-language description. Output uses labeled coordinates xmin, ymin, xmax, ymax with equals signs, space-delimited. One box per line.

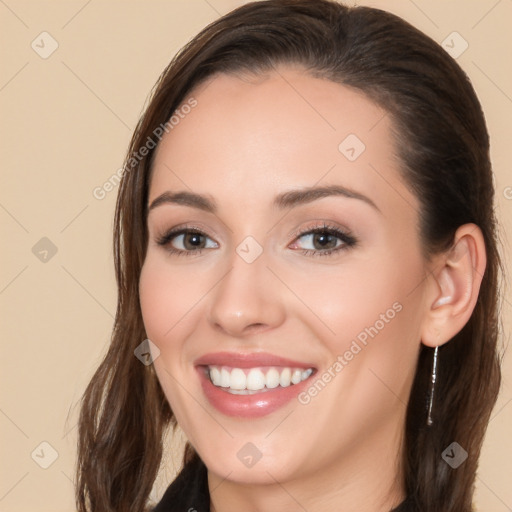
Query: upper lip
xmin=194 ymin=351 xmax=316 ymax=369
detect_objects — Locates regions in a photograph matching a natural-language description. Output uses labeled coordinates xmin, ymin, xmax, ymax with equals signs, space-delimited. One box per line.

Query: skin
xmin=139 ymin=66 xmax=486 ymax=512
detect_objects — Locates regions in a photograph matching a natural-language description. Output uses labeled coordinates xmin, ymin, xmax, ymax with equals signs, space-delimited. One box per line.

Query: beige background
xmin=0 ymin=0 xmax=511 ymax=510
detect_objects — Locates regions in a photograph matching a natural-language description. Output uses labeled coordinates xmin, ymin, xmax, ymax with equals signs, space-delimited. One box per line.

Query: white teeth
xmin=207 ymin=365 xmax=314 ymax=392
xmin=210 ymin=366 xmax=221 ymax=386
xmin=265 ymin=368 xmax=280 ymax=389
xmin=279 ymin=367 xmax=291 ymax=387
xmin=230 ymin=368 xmax=246 ymax=390
xmin=246 ymin=368 xmax=265 ymax=391
xmin=220 ymin=367 xmax=230 ymax=387
xmin=302 ymin=368 xmax=313 ymax=380
xmin=291 ymin=369 xmax=303 ymax=384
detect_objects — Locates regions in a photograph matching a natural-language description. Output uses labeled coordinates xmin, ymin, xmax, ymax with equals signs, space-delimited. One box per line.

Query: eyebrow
xmin=274 ymin=185 xmax=381 ymax=213
xmin=148 ymin=190 xmax=216 ymax=213
xmin=147 ymin=184 xmax=381 ymax=214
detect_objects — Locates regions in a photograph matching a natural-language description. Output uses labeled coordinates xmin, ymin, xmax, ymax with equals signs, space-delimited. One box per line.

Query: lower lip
xmin=196 ymin=366 xmax=315 ymax=418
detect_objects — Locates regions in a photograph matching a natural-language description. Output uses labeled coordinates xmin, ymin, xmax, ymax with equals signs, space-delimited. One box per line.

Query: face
xmin=139 ymin=67 xmax=430 ymax=490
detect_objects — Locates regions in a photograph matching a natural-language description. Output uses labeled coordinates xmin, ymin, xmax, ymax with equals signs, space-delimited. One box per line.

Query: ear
xmin=421 ymin=223 xmax=487 ymax=348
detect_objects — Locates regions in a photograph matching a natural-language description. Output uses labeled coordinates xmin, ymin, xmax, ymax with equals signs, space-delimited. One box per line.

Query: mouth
xmin=194 ymin=352 xmax=318 ymax=418
xmin=201 ymin=365 xmax=314 ymax=395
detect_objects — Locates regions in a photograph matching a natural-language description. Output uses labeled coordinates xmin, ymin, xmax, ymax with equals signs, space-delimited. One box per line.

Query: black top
xmin=152 ymin=454 xmax=417 ymax=512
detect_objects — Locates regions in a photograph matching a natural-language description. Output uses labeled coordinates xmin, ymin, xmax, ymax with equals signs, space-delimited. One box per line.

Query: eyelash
xmin=155 ymin=225 xmax=212 ymax=258
xmin=155 ymin=222 xmax=357 ymax=258
xmin=291 ymin=223 xmax=357 ymax=257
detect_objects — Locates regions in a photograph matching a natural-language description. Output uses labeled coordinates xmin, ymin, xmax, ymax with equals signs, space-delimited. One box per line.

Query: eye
xmin=156 ymin=226 xmax=218 ymax=255
xmin=289 ymin=223 xmax=357 ymax=257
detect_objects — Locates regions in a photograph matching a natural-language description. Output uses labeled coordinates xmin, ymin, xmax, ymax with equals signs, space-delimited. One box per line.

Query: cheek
xmin=286 ymin=257 xmax=424 ymax=445
xmin=138 ymin=256 xmax=206 ymax=349
xmin=281 ymin=246 xmax=425 ymax=403
xmin=286 ymin=254 xmax=422 ymax=343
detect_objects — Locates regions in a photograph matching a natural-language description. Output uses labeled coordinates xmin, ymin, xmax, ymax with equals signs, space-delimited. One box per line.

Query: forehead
xmin=149 ymin=66 xmax=417 ymax=218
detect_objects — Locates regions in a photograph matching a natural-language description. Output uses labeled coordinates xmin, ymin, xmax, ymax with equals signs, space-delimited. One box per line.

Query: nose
xmin=206 ymin=251 xmax=286 ymax=338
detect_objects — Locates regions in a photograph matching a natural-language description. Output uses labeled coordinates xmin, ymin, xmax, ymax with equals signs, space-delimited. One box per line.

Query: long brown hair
xmin=75 ymin=1 xmax=503 ymax=510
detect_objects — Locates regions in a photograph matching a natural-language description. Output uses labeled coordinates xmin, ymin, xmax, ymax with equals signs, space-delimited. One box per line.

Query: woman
xmin=75 ymin=1 xmax=503 ymax=511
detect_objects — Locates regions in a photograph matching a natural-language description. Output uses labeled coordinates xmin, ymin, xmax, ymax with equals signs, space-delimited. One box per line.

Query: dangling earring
xmin=426 ymin=345 xmax=439 ymax=426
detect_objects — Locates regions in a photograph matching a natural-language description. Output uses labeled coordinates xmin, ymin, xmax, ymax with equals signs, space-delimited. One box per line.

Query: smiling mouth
xmin=202 ymin=365 xmax=315 ymax=395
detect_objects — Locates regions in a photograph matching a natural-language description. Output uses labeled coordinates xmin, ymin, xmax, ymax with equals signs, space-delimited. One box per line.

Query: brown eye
xmin=311 ymin=232 xmax=338 ymax=250
xmin=181 ymin=232 xmax=207 ymax=250
xmin=289 ymin=225 xmax=357 ymax=257
xmin=156 ymin=228 xmax=219 ymax=255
